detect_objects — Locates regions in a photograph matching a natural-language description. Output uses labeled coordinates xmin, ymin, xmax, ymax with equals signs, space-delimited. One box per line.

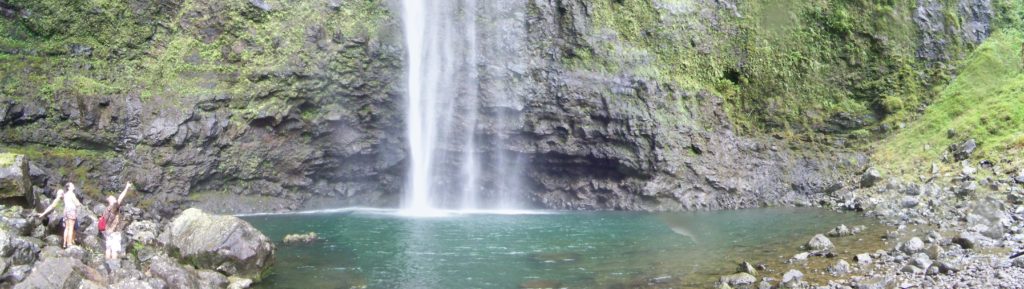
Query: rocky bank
xmin=0 ymin=205 xmax=274 ymax=289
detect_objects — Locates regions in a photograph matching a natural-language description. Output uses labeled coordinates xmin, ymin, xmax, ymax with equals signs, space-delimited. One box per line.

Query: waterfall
xmin=401 ymin=0 xmax=526 ymax=212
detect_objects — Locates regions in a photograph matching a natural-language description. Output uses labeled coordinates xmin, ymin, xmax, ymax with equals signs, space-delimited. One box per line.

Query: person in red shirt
xmin=101 ymin=182 xmax=133 ymax=260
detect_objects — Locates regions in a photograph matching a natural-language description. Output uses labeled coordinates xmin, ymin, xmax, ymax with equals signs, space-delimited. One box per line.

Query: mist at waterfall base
xmin=245 ymin=208 xmax=894 ymax=289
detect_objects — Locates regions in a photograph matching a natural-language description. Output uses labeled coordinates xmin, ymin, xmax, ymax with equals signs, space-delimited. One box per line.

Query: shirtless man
xmin=37 ymin=183 xmax=82 ymax=248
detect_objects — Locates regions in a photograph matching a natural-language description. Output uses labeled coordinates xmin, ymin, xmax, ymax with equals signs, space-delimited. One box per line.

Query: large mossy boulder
xmin=0 ymin=154 xmax=33 ymax=205
xmin=160 ymin=208 xmax=274 ymax=281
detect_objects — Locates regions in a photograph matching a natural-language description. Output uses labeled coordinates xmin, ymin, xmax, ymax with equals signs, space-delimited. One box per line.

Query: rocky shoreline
xmin=0 ymin=206 xmax=274 ymax=289
xmin=715 ymin=142 xmax=1024 ymax=289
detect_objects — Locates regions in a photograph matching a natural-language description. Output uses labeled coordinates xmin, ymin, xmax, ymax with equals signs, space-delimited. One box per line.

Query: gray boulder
xmin=860 ymin=168 xmax=882 ymax=188
xmin=805 ymin=234 xmax=833 ymax=251
xmin=13 ymin=257 xmax=85 ymax=289
xmin=828 ymin=259 xmax=850 ymax=276
xmin=0 ymin=154 xmax=34 ymax=206
xmin=160 ymin=208 xmax=274 ymax=281
xmin=901 ymin=237 xmax=925 ymax=254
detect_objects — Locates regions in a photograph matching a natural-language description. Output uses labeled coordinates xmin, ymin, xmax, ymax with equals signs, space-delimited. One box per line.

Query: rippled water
xmin=243 ymin=208 xmax=892 ymax=289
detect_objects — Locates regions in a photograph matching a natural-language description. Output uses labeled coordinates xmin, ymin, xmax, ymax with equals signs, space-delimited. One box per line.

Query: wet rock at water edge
xmin=719 ymin=272 xmax=756 ymax=287
xmin=159 ymin=208 xmax=275 ymax=281
xmin=827 ymin=224 xmax=852 ymax=237
xmin=861 ymin=168 xmax=883 ymax=188
xmin=737 ymin=261 xmax=757 ymax=276
xmin=519 ymin=279 xmax=562 ymax=289
xmin=805 ymin=234 xmax=833 ymax=251
xmin=227 ymin=276 xmax=254 ymax=289
xmin=282 ymin=232 xmax=319 ymax=244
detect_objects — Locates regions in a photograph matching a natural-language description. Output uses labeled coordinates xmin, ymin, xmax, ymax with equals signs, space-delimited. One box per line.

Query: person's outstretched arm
xmin=117 ymin=182 xmax=133 ymax=203
xmin=38 ymin=190 xmax=63 ymax=217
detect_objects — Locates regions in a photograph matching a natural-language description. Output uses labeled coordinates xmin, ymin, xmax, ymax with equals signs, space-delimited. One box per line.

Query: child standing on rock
xmin=101 ymin=182 xmax=134 ymax=260
xmin=36 ymin=182 xmax=82 ymax=248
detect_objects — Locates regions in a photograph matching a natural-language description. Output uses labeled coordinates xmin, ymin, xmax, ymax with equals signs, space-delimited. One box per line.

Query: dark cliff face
xmin=0 ymin=0 xmax=1006 ymax=214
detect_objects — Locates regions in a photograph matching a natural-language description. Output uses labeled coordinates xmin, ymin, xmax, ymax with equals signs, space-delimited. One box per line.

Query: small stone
xmin=828 ymin=259 xmax=851 ymax=276
xmin=806 ymin=234 xmax=833 ymax=251
xmin=282 ymin=232 xmax=319 ymax=244
xmin=719 ymin=273 xmax=756 ymax=287
xmin=952 ymin=232 xmax=979 ymax=249
xmin=900 ymin=196 xmax=919 ymax=208
xmin=791 ymin=252 xmax=810 ymax=261
xmin=925 ymin=245 xmax=943 ymax=260
xmin=737 ymin=261 xmax=757 ymax=276
xmin=910 ymin=253 xmax=931 ymax=269
xmin=827 ymin=224 xmax=852 ymax=237
xmin=901 ymin=237 xmax=925 ymax=254
xmin=782 ymin=269 xmax=803 ymax=284
xmin=855 ymin=253 xmax=872 ymax=264
xmin=957 ymin=181 xmax=977 ymax=196
xmin=900 ymin=265 xmax=923 ymax=274
xmin=962 ymin=163 xmax=977 ymax=176
xmin=856 ymin=276 xmax=892 ymax=289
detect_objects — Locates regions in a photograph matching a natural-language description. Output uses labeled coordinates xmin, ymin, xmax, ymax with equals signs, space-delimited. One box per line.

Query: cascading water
xmin=401 ymin=0 xmax=527 ymax=212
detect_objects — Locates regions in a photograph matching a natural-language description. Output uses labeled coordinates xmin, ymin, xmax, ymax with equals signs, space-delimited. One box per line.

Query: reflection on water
xmin=245 ymin=208 xmax=893 ymax=289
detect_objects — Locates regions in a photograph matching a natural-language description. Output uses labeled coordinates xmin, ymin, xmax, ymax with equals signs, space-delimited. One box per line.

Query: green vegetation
xmin=0 ymin=152 xmax=17 ymax=167
xmin=566 ymin=0 xmax=1017 ymax=143
xmin=0 ymin=0 xmax=394 ymax=122
xmin=874 ymin=29 xmax=1024 ymax=174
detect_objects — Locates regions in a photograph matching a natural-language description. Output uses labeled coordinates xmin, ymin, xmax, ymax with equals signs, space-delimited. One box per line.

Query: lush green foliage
xmin=874 ymin=29 xmax=1024 ymax=174
xmin=567 ymin=0 xmax=1008 ymax=141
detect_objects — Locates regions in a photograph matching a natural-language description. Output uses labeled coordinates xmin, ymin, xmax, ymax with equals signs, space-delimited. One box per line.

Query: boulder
xmin=160 ymin=208 xmax=274 ymax=281
xmin=12 ymin=257 xmax=85 ymax=289
xmin=860 ymin=168 xmax=882 ymax=188
xmin=0 ymin=153 xmax=34 ymax=205
xmin=828 ymin=259 xmax=851 ymax=276
xmin=900 ymin=237 xmax=925 ymax=254
xmin=805 ymin=234 xmax=833 ymax=251
xmin=826 ymin=224 xmax=852 ymax=237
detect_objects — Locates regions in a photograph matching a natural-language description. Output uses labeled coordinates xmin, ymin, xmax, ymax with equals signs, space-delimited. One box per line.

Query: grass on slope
xmin=873 ymin=29 xmax=1024 ymax=175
